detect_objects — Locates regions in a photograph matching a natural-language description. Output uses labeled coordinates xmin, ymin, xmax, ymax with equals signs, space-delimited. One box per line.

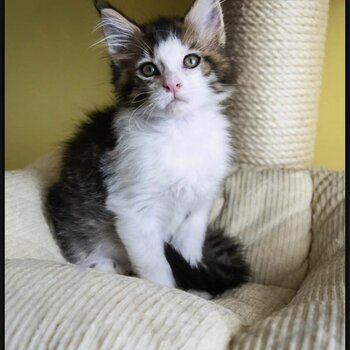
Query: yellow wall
xmin=5 ymin=0 xmax=344 ymax=170
xmin=5 ymin=0 xmax=192 ymax=170
xmin=314 ymin=0 xmax=345 ymax=170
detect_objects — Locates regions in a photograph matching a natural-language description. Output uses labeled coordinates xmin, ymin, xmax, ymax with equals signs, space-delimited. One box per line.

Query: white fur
xmin=188 ymin=289 xmax=213 ymax=300
xmin=79 ymin=239 xmax=132 ymax=275
xmin=100 ymin=37 xmax=232 ymax=288
xmin=104 ymin=105 xmax=231 ymax=287
xmin=95 ymin=1 xmax=232 ymax=289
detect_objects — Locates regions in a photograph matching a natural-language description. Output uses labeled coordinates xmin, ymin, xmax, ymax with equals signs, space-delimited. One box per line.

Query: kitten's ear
xmin=94 ymin=1 xmax=141 ymax=56
xmin=184 ymin=0 xmax=225 ymax=47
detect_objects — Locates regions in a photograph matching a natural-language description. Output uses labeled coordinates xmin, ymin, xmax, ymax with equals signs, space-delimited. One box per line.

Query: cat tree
xmin=5 ymin=1 xmax=344 ymax=349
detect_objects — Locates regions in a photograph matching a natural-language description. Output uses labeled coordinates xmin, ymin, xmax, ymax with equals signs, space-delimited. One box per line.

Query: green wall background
xmin=5 ymin=0 xmax=344 ymax=170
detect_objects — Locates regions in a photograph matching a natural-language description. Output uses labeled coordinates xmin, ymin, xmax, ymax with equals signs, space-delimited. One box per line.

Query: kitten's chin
xmin=165 ymin=99 xmax=190 ymax=115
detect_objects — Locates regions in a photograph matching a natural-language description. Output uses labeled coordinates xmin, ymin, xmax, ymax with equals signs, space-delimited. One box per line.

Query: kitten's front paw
xmin=144 ymin=269 xmax=176 ymax=288
xmin=187 ymin=289 xmax=213 ymax=300
xmin=180 ymin=247 xmax=202 ymax=267
xmin=187 ymin=256 xmax=201 ymax=268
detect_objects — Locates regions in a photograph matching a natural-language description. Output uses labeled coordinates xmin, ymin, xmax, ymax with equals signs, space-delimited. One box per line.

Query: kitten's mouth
xmin=168 ymin=96 xmax=187 ymax=106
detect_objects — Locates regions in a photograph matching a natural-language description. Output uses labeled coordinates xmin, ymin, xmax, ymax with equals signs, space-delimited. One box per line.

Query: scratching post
xmin=223 ymin=0 xmax=330 ymax=168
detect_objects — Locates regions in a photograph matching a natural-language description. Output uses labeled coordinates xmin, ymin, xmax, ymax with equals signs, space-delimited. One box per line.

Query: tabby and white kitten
xmin=46 ymin=0 xmax=249 ymax=296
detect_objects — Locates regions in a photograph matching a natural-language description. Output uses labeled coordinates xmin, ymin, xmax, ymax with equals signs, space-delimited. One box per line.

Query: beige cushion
xmin=5 ymin=154 xmax=344 ymax=349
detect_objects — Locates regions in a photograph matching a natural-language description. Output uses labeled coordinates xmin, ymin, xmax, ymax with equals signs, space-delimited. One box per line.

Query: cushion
xmin=5 ymin=153 xmax=344 ymax=349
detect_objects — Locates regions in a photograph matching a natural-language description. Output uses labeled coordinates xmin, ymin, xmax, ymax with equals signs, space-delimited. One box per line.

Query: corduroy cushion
xmin=5 ymin=154 xmax=344 ymax=349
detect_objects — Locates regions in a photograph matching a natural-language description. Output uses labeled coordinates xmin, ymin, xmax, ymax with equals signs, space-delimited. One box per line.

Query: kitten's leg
xmin=188 ymin=290 xmax=213 ymax=300
xmin=77 ymin=239 xmax=133 ymax=275
xmin=172 ymin=201 xmax=212 ymax=267
xmin=116 ymin=216 xmax=175 ymax=288
xmin=90 ymin=259 xmax=116 ymax=273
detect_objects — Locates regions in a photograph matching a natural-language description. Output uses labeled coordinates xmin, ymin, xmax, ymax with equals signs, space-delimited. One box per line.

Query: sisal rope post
xmin=223 ymin=0 xmax=330 ymax=168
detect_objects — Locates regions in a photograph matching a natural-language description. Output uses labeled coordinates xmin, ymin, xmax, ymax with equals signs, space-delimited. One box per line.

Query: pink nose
xmin=163 ymin=81 xmax=182 ymax=93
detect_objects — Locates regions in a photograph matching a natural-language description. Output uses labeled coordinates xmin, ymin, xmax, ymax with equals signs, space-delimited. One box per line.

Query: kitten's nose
xmin=163 ymin=81 xmax=182 ymax=93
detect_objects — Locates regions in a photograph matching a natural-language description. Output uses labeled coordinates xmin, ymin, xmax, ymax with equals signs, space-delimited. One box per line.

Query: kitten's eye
xmin=140 ymin=62 xmax=159 ymax=77
xmin=183 ymin=54 xmax=201 ymax=69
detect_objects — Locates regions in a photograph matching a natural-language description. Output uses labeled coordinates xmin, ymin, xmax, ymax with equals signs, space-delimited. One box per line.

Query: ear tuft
xmin=94 ymin=1 xmax=141 ymax=56
xmin=184 ymin=0 xmax=225 ymax=47
xmin=94 ymin=1 xmax=116 ymax=13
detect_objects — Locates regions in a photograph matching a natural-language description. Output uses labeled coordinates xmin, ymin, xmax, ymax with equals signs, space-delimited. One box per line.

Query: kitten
xmin=46 ymin=0 xmax=249 ymax=296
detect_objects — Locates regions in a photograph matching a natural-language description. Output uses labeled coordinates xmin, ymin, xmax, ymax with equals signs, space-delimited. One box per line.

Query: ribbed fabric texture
xmin=5 ymin=259 xmax=238 ymax=350
xmin=310 ymin=169 xmax=345 ymax=270
xmin=223 ymin=0 xmax=329 ymax=167
xmin=227 ymin=169 xmax=345 ymax=350
xmin=5 ymin=166 xmax=344 ymax=349
xmin=210 ymin=168 xmax=313 ymax=290
xmin=5 ymin=169 xmax=64 ymax=263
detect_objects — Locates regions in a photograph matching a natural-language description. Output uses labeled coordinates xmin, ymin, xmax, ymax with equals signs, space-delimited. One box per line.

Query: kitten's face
xmin=96 ymin=0 xmax=232 ymax=116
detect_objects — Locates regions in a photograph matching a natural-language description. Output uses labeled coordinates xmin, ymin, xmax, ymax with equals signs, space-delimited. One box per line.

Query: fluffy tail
xmin=165 ymin=228 xmax=250 ymax=296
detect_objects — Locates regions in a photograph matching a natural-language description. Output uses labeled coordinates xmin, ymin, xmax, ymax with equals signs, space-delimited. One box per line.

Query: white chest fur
xmin=103 ymin=106 xmax=231 ymax=233
xmin=102 ymin=106 xmax=232 ymax=286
